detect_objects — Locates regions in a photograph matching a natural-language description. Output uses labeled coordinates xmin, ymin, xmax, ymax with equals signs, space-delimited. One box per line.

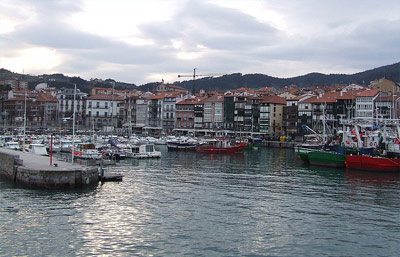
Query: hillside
xmin=172 ymin=62 xmax=400 ymax=92
xmin=1 ymin=62 xmax=399 ymax=93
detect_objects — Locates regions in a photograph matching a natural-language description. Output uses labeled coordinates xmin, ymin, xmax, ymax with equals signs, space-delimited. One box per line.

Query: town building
xmin=85 ymin=94 xmax=123 ymax=131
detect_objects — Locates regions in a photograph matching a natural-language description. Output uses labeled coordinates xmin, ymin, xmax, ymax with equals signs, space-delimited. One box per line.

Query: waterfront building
xmin=121 ymin=94 xmax=138 ymax=136
xmin=223 ymin=95 xmax=235 ymax=130
xmin=147 ymin=94 xmax=165 ymax=131
xmin=135 ymin=97 xmax=150 ymax=132
xmin=203 ymin=94 xmax=224 ymax=130
xmin=57 ymin=87 xmax=87 ymax=128
xmin=355 ymin=89 xmax=380 ymax=119
xmin=244 ymin=96 xmax=262 ymax=133
xmin=175 ymin=97 xmax=201 ymax=132
xmin=194 ymin=99 xmax=204 ymax=130
xmin=261 ymin=95 xmax=286 ymax=137
xmin=283 ymin=98 xmax=299 ymax=136
xmin=162 ymin=92 xmax=185 ymax=133
xmin=35 ymin=94 xmax=58 ymax=129
xmin=297 ymin=95 xmax=315 ymax=135
xmin=85 ymin=94 xmax=123 ymax=131
xmin=335 ymin=89 xmax=363 ymax=123
xmin=374 ymin=92 xmax=400 ymax=119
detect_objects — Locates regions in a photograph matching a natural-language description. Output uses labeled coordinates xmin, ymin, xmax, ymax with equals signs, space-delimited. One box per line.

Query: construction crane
xmin=178 ymin=68 xmax=220 ymax=94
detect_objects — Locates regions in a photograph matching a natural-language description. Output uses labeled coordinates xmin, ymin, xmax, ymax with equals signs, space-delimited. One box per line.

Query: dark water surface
xmin=1 ymin=147 xmax=399 ymax=256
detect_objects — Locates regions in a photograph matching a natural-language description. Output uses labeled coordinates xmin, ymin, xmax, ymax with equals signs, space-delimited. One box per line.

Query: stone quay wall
xmin=0 ymin=151 xmax=99 ymax=189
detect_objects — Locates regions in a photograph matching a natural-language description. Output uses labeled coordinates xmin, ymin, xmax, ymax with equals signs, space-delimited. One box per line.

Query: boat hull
xmin=195 ymin=145 xmax=245 ymax=154
xmin=346 ymin=155 xmax=400 ymax=172
xmin=308 ymin=151 xmax=346 ymax=168
xmin=167 ymin=142 xmax=196 ymax=151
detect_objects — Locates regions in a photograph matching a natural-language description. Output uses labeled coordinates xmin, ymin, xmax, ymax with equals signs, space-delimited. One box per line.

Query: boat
xmin=28 ymin=143 xmax=49 ymax=156
xmin=166 ymin=136 xmax=198 ymax=151
xmin=167 ymin=140 xmax=196 ymax=151
xmin=73 ymin=143 xmax=102 ymax=159
xmin=345 ymin=155 xmax=400 ymax=172
xmin=60 ymin=140 xmax=73 ymax=152
xmin=5 ymin=141 xmax=20 ymax=151
xmin=243 ymin=137 xmax=263 ymax=149
xmin=195 ymin=139 xmax=247 ymax=154
xmin=307 ymin=149 xmax=346 ymax=168
xmin=132 ymin=144 xmax=161 ymax=158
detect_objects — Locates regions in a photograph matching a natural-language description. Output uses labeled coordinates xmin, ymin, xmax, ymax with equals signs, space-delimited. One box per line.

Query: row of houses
xmin=0 ymin=78 xmax=399 ymax=137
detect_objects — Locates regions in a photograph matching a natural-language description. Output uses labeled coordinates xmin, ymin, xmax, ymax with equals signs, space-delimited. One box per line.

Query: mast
xmin=22 ymin=91 xmax=27 ymax=152
xmin=71 ymin=84 xmax=76 ymax=164
xmin=112 ymin=82 xmax=114 ymax=131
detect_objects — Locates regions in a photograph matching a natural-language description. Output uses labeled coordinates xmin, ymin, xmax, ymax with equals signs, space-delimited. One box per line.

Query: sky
xmin=1 ymin=0 xmax=400 ymax=86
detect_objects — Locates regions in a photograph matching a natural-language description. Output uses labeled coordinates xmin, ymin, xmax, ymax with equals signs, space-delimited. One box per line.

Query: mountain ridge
xmin=1 ymin=62 xmax=399 ymax=93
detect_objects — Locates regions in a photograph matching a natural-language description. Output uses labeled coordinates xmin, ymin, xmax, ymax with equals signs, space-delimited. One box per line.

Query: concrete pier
xmin=0 ymin=148 xmax=99 ymax=189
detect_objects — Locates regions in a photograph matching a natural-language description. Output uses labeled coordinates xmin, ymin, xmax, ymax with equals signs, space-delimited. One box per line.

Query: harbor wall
xmin=0 ymin=151 xmax=99 ymax=189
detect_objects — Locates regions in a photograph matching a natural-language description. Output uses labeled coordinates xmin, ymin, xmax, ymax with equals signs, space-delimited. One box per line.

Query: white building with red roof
xmin=355 ymin=89 xmax=380 ymax=119
xmin=85 ymin=94 xmax=124 ymax=130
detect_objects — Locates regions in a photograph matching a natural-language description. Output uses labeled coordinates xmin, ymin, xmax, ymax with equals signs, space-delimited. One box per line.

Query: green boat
xmin=307 ymin=150 xmax=346 ymax=168
xmin=295 ymin=145 xmax=322 ymax=163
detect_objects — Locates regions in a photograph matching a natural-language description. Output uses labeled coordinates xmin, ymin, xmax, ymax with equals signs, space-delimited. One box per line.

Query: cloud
xmin=1 ymin=0 xmax=400 ymax=85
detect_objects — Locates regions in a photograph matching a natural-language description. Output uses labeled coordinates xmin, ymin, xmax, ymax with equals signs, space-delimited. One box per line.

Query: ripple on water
xmin=1 ymin=147 xmax=399 ymax=256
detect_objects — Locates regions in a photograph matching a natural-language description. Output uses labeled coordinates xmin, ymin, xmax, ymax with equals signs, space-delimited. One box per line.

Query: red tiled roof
xmin=36 ymin=94 xmax=57 ymax=102
xmin=357 ymin=89 xmax=380 ymax=97
xmin=86 ymin=94 xmax=124 ymax=101
xmin=147 ymin=93 xmax=166 ymax=100
xmin=201 ymin=94 xmax=224 ymax=103
xmin=261 ymin=95 xmax=286 ymax=104
xmin=176 ymin=97 xmax=205 ymax=105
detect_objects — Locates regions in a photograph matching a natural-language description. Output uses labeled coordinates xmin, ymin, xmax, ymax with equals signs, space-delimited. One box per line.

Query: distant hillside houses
xmin=1 ymin=78 xmax=400 ymax=138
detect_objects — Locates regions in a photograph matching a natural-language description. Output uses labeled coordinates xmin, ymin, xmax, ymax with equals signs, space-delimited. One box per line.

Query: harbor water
xmin=1 ymin=147 xmax=399 ymax=256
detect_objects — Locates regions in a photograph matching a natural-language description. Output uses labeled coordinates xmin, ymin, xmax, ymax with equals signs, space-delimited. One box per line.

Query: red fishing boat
xmin=195 ymin=139 xmax=247 ymax=154
xmin=345 ymin=155 xmax=400 ymax=172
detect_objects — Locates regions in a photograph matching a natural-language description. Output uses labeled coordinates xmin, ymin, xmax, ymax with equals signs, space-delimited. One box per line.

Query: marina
xmin=1 ymin=146 xmax=399 ymax=256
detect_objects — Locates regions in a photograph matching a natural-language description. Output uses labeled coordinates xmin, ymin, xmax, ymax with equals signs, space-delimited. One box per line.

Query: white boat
xmin=131 ymin=144 xmax=161 ymax=158
xmin=73 ymin=143 xmax=102 ymax=159
xmin=5 ymin=141 xmax=20 ymax=151
xmin=60 ymin=140 xmax=73 ymax=152
xmin=28 ymin=143 xmax=49 ymax=156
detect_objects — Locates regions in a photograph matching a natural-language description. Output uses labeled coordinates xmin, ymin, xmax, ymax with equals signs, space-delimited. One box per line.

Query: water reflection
xmin=1 ymin=147 xmax=400 ymax=256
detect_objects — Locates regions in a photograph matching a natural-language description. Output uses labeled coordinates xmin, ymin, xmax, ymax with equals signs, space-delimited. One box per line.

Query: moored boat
xmin=133 ymin=144 xmax=161 ymax=158
xmin=308 ymin=150 xmax=346 ymax=168
xmin=28 ymin=143 xmax=49 ymax=156
xmin=195 ymin=139 xmax=247 ymax=154
xmin=73 ymin=143 xmax=102 ymax=159
xmin=167 ymin=141 xmax=196 ymax=151
xmin=345 ymin=155 xmax=400 ymax=172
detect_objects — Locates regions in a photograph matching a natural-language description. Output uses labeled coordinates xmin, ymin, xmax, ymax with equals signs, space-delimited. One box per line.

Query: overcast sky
xmin=1 ymin=0 xmax=399 ymax=85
